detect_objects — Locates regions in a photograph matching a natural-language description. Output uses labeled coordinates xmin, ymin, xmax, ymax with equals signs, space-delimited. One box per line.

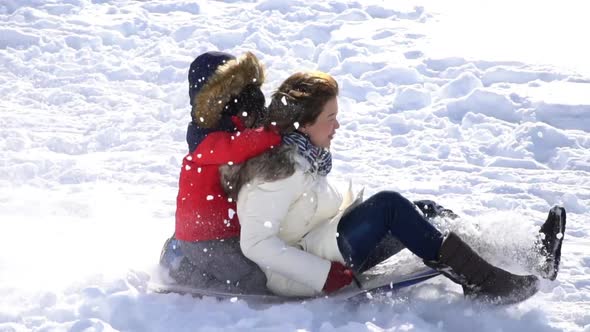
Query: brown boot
xmin=538 ymin=206 xmax=566 ymax=281
xmin=425 ymin=232 xmax=539 ymax=305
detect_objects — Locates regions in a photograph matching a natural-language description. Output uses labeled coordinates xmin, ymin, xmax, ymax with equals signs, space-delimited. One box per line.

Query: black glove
xmin=223 ymin=84 xmax=268 ymax=127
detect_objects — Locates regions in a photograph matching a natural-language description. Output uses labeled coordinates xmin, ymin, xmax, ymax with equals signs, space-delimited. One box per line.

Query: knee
xmin=370 ymin=191 xmax=407 ymax=206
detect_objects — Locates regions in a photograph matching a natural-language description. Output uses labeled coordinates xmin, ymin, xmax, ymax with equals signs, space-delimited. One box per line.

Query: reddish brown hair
xmin=267 ymin=71 xmax=339 ymax=134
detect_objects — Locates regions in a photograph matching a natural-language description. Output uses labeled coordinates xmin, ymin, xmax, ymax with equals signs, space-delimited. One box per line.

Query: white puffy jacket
xmin=237 ymin=156 xmax=360 ymax=297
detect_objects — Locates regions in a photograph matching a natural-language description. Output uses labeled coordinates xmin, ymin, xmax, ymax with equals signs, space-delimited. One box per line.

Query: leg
xmin=337 ymin=191 xmax=539 ymax=304
xmin=161 ymin=237 xmax=270 ymax=295
xmin=351 ymin=198 xmax=458 ymax=274
xmin=159 ymin=235 xmax=204 ymax=286
xmin=355 ymin=235 xmax=405 ymax=273
xmin=413 ymin=199 xmax=459 ymax=220
xmin=337 ymin=191 xmax=444 ymax=272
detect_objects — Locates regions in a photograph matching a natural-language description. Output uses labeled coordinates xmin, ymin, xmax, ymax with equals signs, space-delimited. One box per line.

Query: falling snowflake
xmin=264 ymin=221 xmax=272 ymax=228
xmin=242 ymin=111 xmax=248 ymax=117
xmin=281 ymin=96 xmax=288 ymax=105
xmin=206 ymin=195 xmax=214 ymax=201
xmin=185 ymin=165 xmax=191 ymax=171
xmin=197 ymin=167 xmax=202 ymax=173
xmin=293 ymin=122 xmax=299 ymax=129
xmin=186 ymin=156 xmax=192 ymax=161
xmin=228 ymin=161 xmax=234 ymax=165
xmin=228 ymin=208 xmax=236 ymax=219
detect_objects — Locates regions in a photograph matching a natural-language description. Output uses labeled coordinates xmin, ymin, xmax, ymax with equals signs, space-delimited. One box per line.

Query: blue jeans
xmin=337 ymin=191 xmax=443 ymax=273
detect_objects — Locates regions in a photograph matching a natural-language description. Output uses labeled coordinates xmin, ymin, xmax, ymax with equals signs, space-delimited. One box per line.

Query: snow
xmin=1 ymin=0 xmax=589 ymax=331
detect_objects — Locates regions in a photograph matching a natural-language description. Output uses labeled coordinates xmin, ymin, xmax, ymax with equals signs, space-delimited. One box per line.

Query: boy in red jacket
xmin=160 ymin=51 xmax=280 ymax=294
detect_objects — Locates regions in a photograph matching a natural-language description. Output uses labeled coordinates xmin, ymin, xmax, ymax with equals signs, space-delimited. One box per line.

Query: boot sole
xmin=466 ymin=275 xmax=540 ymax=306
xmin=540 ymin=206 xmax=566 ymax=281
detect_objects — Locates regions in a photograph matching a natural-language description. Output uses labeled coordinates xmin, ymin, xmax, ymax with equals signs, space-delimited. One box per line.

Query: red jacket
xmin=175 ymin=120 xmax=281 ymax=241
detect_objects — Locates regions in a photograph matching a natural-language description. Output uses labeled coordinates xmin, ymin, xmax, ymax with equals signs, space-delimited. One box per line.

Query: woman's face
xmin=300 ymin=97 xmax=340 ymax=148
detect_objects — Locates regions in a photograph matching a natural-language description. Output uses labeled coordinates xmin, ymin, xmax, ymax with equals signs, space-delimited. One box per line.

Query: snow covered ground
xmin=1 ymin=0 xmax=589 ymax=331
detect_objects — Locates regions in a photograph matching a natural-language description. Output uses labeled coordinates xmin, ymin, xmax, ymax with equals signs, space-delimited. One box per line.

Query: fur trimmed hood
xmin=192 ymin=52 xmax=265 ymax=128
xmin=220 ymin=145 xmax=299 ymax=200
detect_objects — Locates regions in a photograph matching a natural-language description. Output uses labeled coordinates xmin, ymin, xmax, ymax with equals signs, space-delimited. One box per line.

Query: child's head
xmin=188 ymin=51 xmax=267 ymax=129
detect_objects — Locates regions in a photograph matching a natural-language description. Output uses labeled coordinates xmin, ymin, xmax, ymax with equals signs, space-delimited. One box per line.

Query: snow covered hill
xmin=1 ymin=1 xmax=589 ymax=331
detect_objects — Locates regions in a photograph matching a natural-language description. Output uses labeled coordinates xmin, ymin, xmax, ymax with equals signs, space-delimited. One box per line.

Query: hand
xmin=265 ymin=122 xmax=280 ymax=134
xmin=322 ymin=261 xmax=354 ymax=294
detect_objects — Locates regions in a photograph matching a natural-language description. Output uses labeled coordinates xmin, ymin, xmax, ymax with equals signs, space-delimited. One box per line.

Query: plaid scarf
xmin=282 ymin=131 xmax=332 ymax=176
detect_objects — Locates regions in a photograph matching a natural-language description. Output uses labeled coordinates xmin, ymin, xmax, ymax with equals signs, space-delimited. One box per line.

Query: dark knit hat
xmin=188 ymin=51 xmax=235 ymax=105
xmin=188 ymin=51 xmax=266 ymax=128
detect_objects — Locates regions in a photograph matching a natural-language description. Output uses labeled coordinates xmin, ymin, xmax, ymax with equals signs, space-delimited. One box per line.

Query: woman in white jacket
xmin=221 ymin=72 xmax=565 ymax=305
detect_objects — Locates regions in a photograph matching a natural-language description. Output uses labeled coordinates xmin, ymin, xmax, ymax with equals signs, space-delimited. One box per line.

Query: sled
xmin=150 ymin=267 xmax=441 ymax=304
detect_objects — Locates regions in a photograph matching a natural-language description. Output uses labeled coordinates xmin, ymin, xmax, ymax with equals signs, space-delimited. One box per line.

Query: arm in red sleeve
xmin=191 ymin=128 xmax=281 ymax=166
